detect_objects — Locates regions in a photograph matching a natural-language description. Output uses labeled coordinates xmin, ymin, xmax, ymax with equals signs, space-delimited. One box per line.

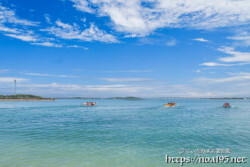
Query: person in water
xmin=223 ymin=102 xmax=231 ymax=108
xmin=85 ymin=102 xmax=96 ymax=105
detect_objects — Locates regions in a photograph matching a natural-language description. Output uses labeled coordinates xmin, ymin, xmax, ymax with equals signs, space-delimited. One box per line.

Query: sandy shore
xmin=0 ymin=98 xmax=55 ymax=101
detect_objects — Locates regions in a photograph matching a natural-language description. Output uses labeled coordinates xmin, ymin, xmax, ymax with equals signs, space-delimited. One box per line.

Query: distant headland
xmin=0 ymin=94 xmax=55 ymax=101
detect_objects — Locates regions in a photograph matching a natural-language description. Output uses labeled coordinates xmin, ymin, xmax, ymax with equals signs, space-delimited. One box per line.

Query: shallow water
xmin=0 ymin=99 xmax=249 ymax=167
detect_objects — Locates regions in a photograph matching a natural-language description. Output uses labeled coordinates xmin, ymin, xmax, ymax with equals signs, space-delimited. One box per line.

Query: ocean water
xmin=0 ymin=99 xmax=249 ymax=167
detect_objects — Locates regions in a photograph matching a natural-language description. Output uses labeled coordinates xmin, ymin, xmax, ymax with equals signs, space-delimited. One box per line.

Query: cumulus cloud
xmin=70 ymin=0 xmax=250 ymax=36
xmin=42 ymin=20 xmax=118 ymax=43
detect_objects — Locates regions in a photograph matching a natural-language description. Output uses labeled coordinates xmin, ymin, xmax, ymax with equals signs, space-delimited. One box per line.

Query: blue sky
xmin=0 ymin=0 xmax=250 ymax=97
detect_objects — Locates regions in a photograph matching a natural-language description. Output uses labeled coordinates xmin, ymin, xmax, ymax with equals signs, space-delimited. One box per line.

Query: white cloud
xmin=227 ymin=31 xmax=250 ymax=46
xmin=7 ymin=34 xmax=62 ymax=47
xmin=2 ymin=28 xmax=59 ymax=47
xmin=0 ymin=4 xmax=117 ymax=47
xmin=5 ymin=33 xmax=38 ymax=42
xmin=42 ymin=20 xmax=118 ymax=43
xmin=100 ymin=77 xmax=155 ymax=83
xmin=200 ymin=62 xmax=235 ymax=67
xmin=32 ymin=42 xmax=62 ymax=47
xmin=0 ymin=25 xmax=19 ymax=33
xmin=0 ymin=69 xmax=9 ymax=73
xmin=0 ymin=77 xmax=28 ymax=83
xmin=0 ymin=4 xmax=39 ymax=41
xmin=229 ymin=72 xmax=250 ymax=76
xmin=1 ymin=79 xmax=250 ymax=97
xmin=0 ymin=5 xmax=38 ymax=26
xmin=196 ymin=72 xmax=250 ymax=84
xmin=114 ymin=70 xmax=153 ymax=73
xmin=124 ymin=34 xmax=138 ymax=38
xmin=197 ymin=75 xmax=250 ymax=84
xmin=218 ymin=47 xmax=250 ymax=63
xmin=137 ymin=36 xmax=177 ymax=46
xmin=67 ymin=45 xmax=88 ymax=50
xmin=56 ymin=20 xmax=73 ymax=29
xmin=15 ymin=83 xmax=156 ymax=97
xmin=44 ymin=14 xmax=51 ymax=24
xmin=19 ymin=81 xmax=250 ymax=97
xmin=81 ymin=18 xmax=87 ymax=23
xmin=0 ymin=5 xmax=60 ymax=47
xmin=201 ymin=46 xmax=250 ymax=67
xmin=0 ymin=5 xmax=62 ymax=48
xmin=71 ymin=0 xmax=95 ymax=13
xmin=70 ymin=0 xmax=250 ymax=36
xmin=24 ymin=73 xmax=75 ymax=78
xmin=193 ymin=38 xmax=209 ymax=42
xmin=165 ymin=39 xmax=177 ymax=46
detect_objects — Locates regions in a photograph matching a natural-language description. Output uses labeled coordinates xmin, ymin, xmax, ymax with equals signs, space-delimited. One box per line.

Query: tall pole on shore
xmin=14 ymin=80 xmax=16 ymax=96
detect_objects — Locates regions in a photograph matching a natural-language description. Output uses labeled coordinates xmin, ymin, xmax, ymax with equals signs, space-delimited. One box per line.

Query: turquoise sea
xmin=0 ymin=99 xmax=249 ymax=167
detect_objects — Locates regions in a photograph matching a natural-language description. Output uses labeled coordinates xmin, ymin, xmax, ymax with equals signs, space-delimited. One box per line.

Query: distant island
xmin=5 ymin=95 xmax=248 ymax=101
xmin=55 ymin=96 xmax=250 ymax=100
xmin=159 ymin=97 xmax=250 ymax=100
xmin=0 ymin=94 xmax=55 ymax=101
xmin=56 ymin=96 xmax=143 ymax=100
xmin=107 ymin=96 xmax=143 ymax=100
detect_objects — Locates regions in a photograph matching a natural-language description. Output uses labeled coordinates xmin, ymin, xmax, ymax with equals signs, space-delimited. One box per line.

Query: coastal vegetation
xmin=109 ymin=96 xmax=143 ymax=100
xmin=0 ymin=94 xmax=42 ymax=99
xmin=0 ymin=94 xmax=55 ymax=101
xmin=56 ymin=96 xmax=249 ymax=100
xmin=56 ymin=96 xmax=143 ymax=100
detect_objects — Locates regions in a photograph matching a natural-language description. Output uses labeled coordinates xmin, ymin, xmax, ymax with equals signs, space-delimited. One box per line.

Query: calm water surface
xmin=0 ymin=99 xmax=249 ymax=167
